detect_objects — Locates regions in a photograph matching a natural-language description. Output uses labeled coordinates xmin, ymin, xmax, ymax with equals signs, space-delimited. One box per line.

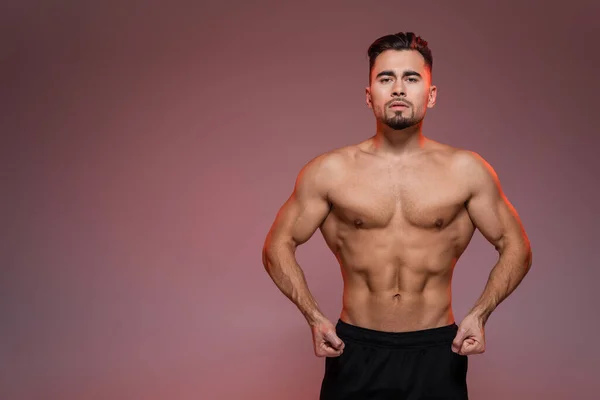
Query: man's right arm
xmin=262 ymin=154 xmax=333 ymax=326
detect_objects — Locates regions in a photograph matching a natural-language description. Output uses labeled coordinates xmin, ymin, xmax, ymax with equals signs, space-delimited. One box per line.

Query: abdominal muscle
xmin=322 ymin=226 xmax=466 ymax=333
xmin=340 ymin=270 xmax=455 ymax=333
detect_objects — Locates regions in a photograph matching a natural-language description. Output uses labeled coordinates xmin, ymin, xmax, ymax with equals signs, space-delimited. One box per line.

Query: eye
xmin=407 ymin=77 xmax=418 ymax=83
xmin=380 ymin=77 xmax=392 ymax=83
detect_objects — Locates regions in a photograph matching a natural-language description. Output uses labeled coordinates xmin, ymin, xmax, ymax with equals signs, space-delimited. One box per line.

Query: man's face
xmin=366 ymin=50 xmax=437 ymax=130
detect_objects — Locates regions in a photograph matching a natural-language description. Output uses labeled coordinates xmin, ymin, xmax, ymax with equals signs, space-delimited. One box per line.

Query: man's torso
xmin=318 ymin=139 xmax=477 ymax=332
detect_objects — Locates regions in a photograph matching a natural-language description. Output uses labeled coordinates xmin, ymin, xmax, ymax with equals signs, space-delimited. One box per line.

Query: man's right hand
xmin=311 ymin=318 xmax=345 ymax=357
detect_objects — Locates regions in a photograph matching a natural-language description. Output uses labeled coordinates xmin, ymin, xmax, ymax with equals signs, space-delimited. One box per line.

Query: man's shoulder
xmin=294 ymin=145 xmax=356 ymax=193
xmin=437 ymin=146 xmax=499 ymax=193
xmin=302 ymin=144 xmax=358 ymax=175
xmin=422 ymin=141 xmax=497 ymax=189
xmin=450 ymin=148 xmax=494 ymax=177
xmin=426 ymin=140 xmax=490 ymax=171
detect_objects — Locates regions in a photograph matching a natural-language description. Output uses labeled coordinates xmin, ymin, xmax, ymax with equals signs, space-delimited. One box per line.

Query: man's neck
xmin=370 ymin=122 xmax=427 ymax=157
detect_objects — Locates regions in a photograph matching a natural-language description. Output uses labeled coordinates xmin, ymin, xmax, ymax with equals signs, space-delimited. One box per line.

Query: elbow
xmin=262 ymin=240 xmax=295 ymax=274
xmin=261 ymin=241 xmax=285 ymax=271
xmin=262 ymin=231 xmax=276 ymax=270
xmin=262 ymin=243 xmax=274 ymax=271
xmin=262 ymin=247 xmax=277 ymax=279
xmin=262 ymin=246 xmax=268 ymax=269
xmin=522 ymin=231 xmax=533 ymax=270
xmin=516 ymin=237 xmax=533 ymax=273
xmin=525 ymin=245 xmax=533 ymax=271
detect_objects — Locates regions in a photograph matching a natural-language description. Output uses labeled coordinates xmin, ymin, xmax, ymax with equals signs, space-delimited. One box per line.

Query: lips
xmin=389 ymin=101 xmax=409 ymax=108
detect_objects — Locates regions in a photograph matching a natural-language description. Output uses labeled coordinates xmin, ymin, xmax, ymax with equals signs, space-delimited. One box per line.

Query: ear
xmin=365 ymin=86 xmax=373 ymax=109
xmin=427 ymin=85 xmax=437 ymax=108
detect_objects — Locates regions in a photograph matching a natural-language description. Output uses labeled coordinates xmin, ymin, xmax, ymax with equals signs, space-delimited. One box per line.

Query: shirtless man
xmin=262 ymin=32 xmax=532 ymax=399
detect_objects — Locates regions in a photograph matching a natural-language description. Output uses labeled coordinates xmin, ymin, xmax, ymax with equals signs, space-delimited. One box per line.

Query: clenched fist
xmin=311 ymin=318 xmax=345 ymax=357
xmin=452 ymin=313 xmax=486 ymax=355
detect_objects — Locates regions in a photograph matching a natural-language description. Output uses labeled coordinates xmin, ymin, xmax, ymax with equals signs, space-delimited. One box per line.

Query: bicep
xmin=464 ymin=154 xmax=527 ymax=252
xmin=266 ymin=161 xmax=332 ymax=250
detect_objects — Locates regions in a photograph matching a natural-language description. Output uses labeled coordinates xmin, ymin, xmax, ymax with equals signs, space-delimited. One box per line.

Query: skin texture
xmin=262 ymin=49 xmax=532 ymax=359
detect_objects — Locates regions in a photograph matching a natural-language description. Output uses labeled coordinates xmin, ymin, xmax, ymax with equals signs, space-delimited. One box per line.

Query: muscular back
xmin=266 ymin=137 xmax=507 ymax=332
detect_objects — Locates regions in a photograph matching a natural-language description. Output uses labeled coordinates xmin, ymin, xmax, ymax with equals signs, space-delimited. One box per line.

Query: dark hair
xmin=367 ymin=32 xmax=433 ymax=79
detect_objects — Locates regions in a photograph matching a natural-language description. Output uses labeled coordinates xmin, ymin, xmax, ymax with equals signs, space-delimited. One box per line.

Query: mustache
xmin=386 ymin=98 xmax=412 ymax=107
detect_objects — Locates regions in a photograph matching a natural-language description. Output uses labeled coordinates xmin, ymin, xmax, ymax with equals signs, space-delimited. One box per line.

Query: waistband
xmin=336 ymin=319 xmax=458 ymax=349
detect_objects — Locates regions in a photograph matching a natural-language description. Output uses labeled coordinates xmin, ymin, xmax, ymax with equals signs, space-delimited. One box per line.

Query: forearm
xmin=469 ymin=241 xmax=532 ymax=324
xmin=263 ymin=243 xmax=325 ymax=325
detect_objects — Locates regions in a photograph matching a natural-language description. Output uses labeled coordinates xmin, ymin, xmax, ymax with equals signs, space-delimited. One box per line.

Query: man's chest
xmin=327 ymin=164 xmax=470 ymax=230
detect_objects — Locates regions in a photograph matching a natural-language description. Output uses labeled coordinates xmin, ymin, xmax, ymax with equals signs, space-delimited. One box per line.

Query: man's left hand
xmin=452 ymin=313 xmax=486 ymax=355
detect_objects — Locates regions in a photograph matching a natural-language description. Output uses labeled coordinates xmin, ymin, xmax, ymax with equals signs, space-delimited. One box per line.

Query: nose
xmin=391 ymin=81 xmax=406 ymax=97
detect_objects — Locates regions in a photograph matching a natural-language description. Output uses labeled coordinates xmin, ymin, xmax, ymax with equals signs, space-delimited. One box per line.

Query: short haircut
xmin=367 ymin=32 xmax=433 ymax=80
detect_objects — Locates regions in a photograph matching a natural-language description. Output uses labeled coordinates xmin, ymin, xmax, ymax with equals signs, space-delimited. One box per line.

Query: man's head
xmin=365 ymin=32 xmax=437 ymax=131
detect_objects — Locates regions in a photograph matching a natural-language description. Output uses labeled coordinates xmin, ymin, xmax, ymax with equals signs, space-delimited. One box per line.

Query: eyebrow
xmin=375 ymin=70 xmax=422 ymax=79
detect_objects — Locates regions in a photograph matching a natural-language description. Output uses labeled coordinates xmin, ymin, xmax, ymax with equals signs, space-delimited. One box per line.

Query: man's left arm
xmin=452 ymin=151 xmax=533 ymax=354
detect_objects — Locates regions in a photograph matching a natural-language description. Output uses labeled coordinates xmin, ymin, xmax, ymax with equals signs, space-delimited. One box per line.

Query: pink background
xmin=3 ymin=1 xmax=599 ymax=399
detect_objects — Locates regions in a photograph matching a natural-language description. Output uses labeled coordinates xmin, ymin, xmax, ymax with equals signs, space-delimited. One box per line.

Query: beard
xmin=381 ymin=109 xmax=423 ymax=130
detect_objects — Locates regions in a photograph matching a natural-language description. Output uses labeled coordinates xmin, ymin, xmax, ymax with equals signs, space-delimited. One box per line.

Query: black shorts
xmin=320 ymin=320 xmax=469 ymax=400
